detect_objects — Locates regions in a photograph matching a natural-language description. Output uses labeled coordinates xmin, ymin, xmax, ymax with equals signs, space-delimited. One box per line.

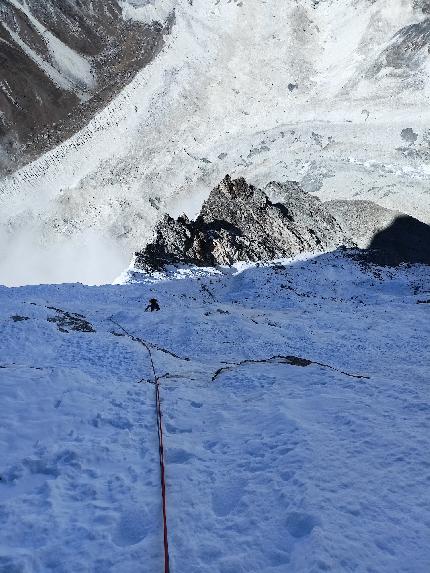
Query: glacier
xmin=1 ymin=0 xmax=430 ymax=285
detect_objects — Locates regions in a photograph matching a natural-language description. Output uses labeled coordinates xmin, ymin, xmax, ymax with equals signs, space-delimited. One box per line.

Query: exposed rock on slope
xmin=265 ymin=181 xmax=346 ymax=245
xmin=135 ymin=175 xmax=351 ymax=271
xmin=135 ymin=175 xmax=430 ymax=271
xmin=0 ymin=0 xmax=171 ymax=173
xmin=324 ymin=199 xmax=401 ymax=248
xmin=325 ymin=199 xmax=430 ymax=265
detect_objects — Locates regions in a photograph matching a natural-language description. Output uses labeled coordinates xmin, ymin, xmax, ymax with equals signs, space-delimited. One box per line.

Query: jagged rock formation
xmin=134 ymin=175 xmax=351 ymax=271
xmin=265 ymin=181 xmax=346 ymax=246
xmin=135 ymin=175 xmax=430 ymax=271
xmin=0 ymin=0 xmax=171 ymax=173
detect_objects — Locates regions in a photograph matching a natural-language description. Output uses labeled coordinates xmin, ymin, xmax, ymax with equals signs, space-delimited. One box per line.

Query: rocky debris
xmin=10 ymin=315 xmax=30 ymax=322
xmin=135 ymin=175 xmax=351 ymax=271
xmin=47 ymin=307 xmax=95 ymax=333
xmin=401 ymin=128 xmax=419 ymax=145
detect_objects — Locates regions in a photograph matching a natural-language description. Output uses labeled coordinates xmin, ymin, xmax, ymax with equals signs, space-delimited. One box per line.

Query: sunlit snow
xmin=1 ymin=251 xmax=429 ymax=571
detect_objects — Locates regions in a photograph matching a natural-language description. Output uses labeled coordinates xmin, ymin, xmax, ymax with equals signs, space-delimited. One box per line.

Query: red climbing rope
xmin=138 ymin=343 xmax=171 ymax=573
xmin=155 ymin=379 xmax=170 ymax=573
xmin=108 ymin=318 xmax=170 ymax=573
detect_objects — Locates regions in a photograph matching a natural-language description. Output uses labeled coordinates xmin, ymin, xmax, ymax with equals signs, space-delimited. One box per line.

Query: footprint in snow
xmin=165 ymin=422 xmax=192 ymax=434
xmin=285 ymin=512 xmax=319 ymax=538
xmin=212 ymin=478 xmax=247 ymax=517
xmin=280 ymin=470 xmax=295 ymax=482
xmin=167 ymin=448 xmax=194 ymax=464
xmin=113 ymin=508 xmax=151 ymax=547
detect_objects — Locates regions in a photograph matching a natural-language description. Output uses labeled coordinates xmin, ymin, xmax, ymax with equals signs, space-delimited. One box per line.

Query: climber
xmin=145 ymin=298 xmax=160 ymax=312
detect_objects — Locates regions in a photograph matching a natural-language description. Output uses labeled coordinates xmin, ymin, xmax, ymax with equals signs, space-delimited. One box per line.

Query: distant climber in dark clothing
xmin=145 ymin=298 xmax=160 ymax=312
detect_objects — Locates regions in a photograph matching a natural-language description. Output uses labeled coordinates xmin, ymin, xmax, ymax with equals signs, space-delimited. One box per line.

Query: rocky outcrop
xmin=135 ymin=175 xmax=351 ymax=271
xmin=135 ymin=175 xmax=430 ymax=271
xmin=324 ymin=199 xmax=430 ymax=264
xmin=324 ymin=199 xmax=400 ymax=249
xmin=266 ymin=181 xmax=347 ymax=246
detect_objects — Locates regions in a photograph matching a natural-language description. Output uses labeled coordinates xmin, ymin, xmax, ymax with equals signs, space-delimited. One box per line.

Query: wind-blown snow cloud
xmin=0 ymin=228 xmax=125 ymax=286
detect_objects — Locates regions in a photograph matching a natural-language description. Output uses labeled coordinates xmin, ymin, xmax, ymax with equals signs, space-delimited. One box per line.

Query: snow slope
xmin=1 ymin=0 xmax=430 ymax=285
xmin=1 ymin=251 xmax=429 ymax=571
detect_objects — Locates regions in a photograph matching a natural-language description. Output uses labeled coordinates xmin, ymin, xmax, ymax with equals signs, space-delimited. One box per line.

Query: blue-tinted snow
xmin=0 ymin=251 xmax=429 ymax=572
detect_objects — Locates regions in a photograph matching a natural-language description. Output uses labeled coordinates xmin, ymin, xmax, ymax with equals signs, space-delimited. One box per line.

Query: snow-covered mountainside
xmin=1 ymin=251 xmax=429 ymax=571
xmin=0 ymin=0 xmax=171 ymax=173
xmin=1 ymin=0 xmax=430 ymax=285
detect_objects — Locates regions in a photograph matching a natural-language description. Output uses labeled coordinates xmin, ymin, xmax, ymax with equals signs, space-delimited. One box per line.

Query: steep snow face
xmin=1 ymin=0 xmax=430 ymax=285
xmin=1 ymin=252 xmax=429 ymax=571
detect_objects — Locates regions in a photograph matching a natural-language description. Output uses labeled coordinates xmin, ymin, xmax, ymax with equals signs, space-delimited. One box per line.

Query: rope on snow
xmin=109 ymin=318 xmax=171 ymax=573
